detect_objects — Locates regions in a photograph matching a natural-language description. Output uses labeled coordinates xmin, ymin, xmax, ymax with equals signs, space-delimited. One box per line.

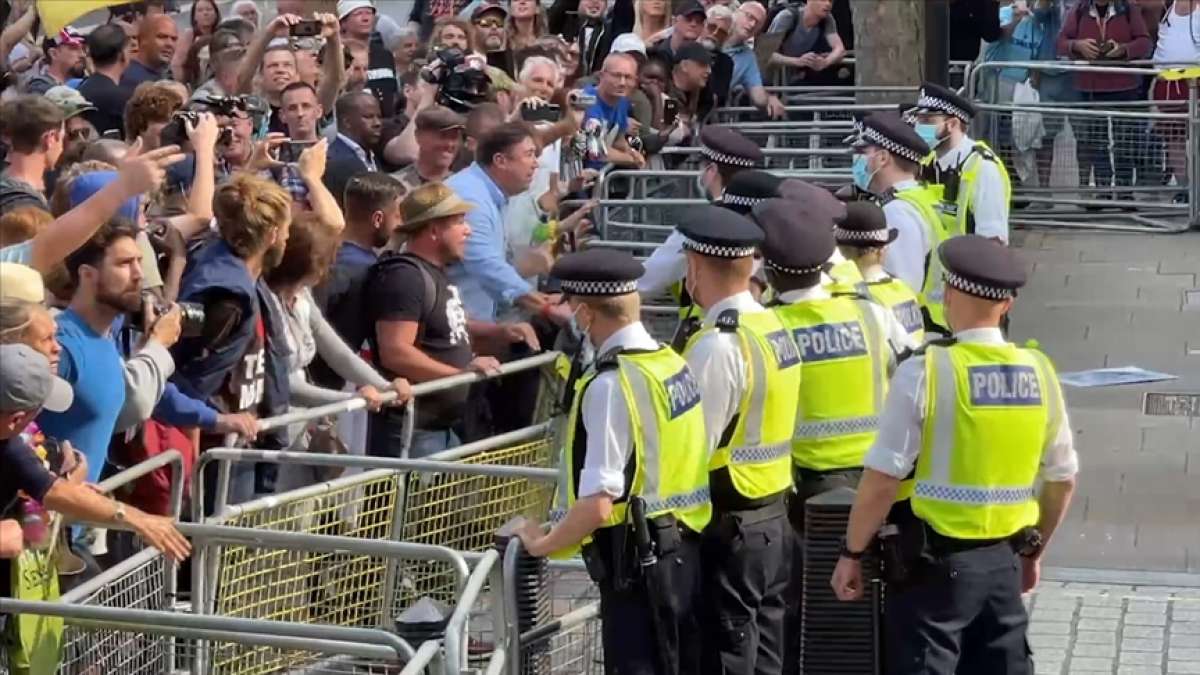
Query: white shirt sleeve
xmin=865 ymin=301 xmax=915 ymax=370
xmin=684 ymin=331 xmax=745 ymax=456
xmin=577 ymin=371 xmax=634 ymax=499
xmin=1040 ymin=378 xmax=1080 ymax=482
xmin=637 ymin=230 xmax=688 ymax=296
xmin=970 ymin=160 xmax=1010 ymax=243
xmin=880 ymin=200 xmax=931 ymax=293
xmin=863 ymin=356 xmax=926 ymax=478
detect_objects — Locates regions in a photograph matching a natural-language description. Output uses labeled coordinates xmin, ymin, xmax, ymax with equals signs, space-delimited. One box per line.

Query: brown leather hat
xmin=398 ymin=182 xmax=474 ymax=232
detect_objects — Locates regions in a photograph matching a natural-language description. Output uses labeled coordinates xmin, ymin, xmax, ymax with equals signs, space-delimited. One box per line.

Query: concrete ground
xmin=1008 ymin=229 xmax=1200 ymax=574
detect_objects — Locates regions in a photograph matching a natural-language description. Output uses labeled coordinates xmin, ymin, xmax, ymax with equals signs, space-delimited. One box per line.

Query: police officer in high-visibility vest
xmin=675 ymin=205 xmax=802 ymax=675
xmin=778 ymin=178 xmax=862 ymax=291
xmin=751 ymin=196 xmax=913 ymax=674
xmin=638 ymin=126 xmax=765 ymax=297
xmin=830 ymin=236 xmax=1078 ymax=675
xmin=910 ymin=82 xmax=1013 ymax=243
xmin=517 ymin=248 xmax=711 ymax=675
xmin=846 ymin=111 xmax=951 ymax=336
xmin=836 ymin=201 xmax=927 ymax=345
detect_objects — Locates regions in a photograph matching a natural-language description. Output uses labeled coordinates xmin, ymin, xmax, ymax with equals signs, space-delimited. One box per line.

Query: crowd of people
xmin=0 ymin=0 xmax=1193 ymax=671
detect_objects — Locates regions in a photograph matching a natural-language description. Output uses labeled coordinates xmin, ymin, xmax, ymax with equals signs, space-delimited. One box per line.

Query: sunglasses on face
xmin=475 ymin=18 xmax=504 ymax=28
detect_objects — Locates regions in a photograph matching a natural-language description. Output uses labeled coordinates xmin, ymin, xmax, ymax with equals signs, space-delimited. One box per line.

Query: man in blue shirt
xmin=446 ymin=123 xmax=568 ymax=323
xmin=38 ymin=221 xmax=146 ymax=483
xmin=723 ymin=3 xmax=786 ymax=119
xmin=120 ymin=15 xmax=177 ymax=93
xmin=580 ymin=53 xmax=646 ymax=170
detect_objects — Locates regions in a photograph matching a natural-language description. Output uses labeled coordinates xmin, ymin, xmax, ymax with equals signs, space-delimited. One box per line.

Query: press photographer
xmin=384 ymin=47 xmax=494 ymax=166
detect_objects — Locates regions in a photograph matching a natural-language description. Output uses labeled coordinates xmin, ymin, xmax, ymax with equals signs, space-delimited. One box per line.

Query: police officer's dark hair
xmin=344 ymin=173 xmax=403 ymax=220
xmin=87 ymin=24 xmax=129 ymax=67
xmin=64 ymin=218 xmax=140 ymax=285
xmin=477 ymin=122 xmax=535 ymax=166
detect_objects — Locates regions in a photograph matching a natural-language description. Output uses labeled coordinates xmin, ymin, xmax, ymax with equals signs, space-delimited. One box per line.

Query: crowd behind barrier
xmin=0 ymin=0 xmax=1196 ymax=672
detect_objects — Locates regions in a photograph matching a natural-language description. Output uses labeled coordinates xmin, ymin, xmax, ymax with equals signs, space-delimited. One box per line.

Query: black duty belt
xmin=793 ymin=466 xmax=863 ymax=483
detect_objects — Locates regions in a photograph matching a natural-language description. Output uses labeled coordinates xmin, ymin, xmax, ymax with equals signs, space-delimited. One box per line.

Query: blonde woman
xmin=634 ymin=0 xmax=670 ymax=43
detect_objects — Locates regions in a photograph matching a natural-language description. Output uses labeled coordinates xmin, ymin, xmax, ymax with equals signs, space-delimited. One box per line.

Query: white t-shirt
xmin=1153 ymin=5 xmax=1200 ymax=64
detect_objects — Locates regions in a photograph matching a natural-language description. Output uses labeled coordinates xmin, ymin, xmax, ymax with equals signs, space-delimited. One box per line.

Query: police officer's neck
xmin=697 ymin=280 xmax=752 ymax=311
xmin=588 ymin=318 xmax=638 ymax=352
xmin=938 ymin=129 xmax=969 ymax=160
xmin=876 ymin=165 xmax=916 ymax=191
xmin=771 ymin=272 xmax=821 ymax=296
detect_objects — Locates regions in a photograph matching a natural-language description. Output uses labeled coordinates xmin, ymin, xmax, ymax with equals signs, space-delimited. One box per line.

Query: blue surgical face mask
xmin=915 ymin=122 xmax=943 ymax=150
xmin=851 ymin=153 xmax=877 ymax=192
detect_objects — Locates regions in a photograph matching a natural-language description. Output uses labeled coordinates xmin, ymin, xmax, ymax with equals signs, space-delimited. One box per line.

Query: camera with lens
xmin=419 ymin=48 xmax=491 ymax=113
xmin=160 ymin=110 xmax=235 ymax=148
xmin=131 ymin=294 xmax=206 ymax=339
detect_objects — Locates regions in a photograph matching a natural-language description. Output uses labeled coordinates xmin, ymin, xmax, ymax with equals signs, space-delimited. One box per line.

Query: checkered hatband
xmin=681 ymin=235 xmax=757 ymax=259
xmin=560 ymin=279 xmax=640 ymax=296
xmin=942 ymin=270 xmax=1013 ymax=300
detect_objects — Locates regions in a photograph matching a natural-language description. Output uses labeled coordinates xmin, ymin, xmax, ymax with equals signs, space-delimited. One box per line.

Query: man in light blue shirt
xmin=445 ymin=123 xmax=560 ymax=322
xmin=723 ymin=2 xmax=786 ymax=119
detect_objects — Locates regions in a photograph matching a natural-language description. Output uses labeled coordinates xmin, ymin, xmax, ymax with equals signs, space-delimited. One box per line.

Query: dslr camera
xmin=160 ymin=94 xmax=257 ymax=147
xmin=131 ymin=295 xmax=206 ymax=339
xmin=419 ymin=48 xmax=492 ymax=113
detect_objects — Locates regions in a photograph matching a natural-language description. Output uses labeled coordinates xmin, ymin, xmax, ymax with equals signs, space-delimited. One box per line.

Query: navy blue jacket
xmin=170 ymin=239 xmax=290 ymax=449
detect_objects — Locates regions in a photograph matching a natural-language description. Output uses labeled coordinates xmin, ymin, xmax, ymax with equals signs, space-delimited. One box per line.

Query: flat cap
xmin=752 ymin=198 xmax=834 ymax=275
xmin=675 ymin=41 xmax=713 ymax=66
xmin=846 ymin=112 xmax=931 ymax=164
xmin=699 ymin=125 xmax=763 ymax=168
xmin=678 ymin=204 xmax=763 ymax=259
xmin=778 ymin=178 xmax=847 ymax=227
xmin=938 ymin=235 xmax=1026 ymax=301
xmin=911 ymin=81 xmax=976 ymax=123
xmin=552 ymin=249 xmax=644 ymax=296
xmin=416 ymin=106 xmax=467 ymax=132
xmin=719 ymin=170 xmax=782 ymax=215
xmin=835 ymin=201 xmax=896 ymax=246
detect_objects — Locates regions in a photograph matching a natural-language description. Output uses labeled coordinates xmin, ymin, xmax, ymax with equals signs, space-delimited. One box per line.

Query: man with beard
xmin=310 ymin=173 xmax=404 ymax=390
xmin=35 ymin=220 xmax=150 ymax=482
xmin=550 ymin=0 xmax=635 ymax=75
xmin=365 ymin=182 xmax=537 ymax=457
xmin=24 ymin=28 xmax=88 ymax=95
xmin=121 ymin=14 xmax=178 ymax=92
xmin=172 ymin=174 xmax=292 ymax=507
xmin=472 ymin=2 xmax=515 ymax=76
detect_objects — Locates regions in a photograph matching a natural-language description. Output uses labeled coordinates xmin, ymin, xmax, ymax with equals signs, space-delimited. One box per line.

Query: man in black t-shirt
xmin=338 ymin=0 xmax=398 ymax=118
xmin=364 ymin=182 xmax=540 ymax=458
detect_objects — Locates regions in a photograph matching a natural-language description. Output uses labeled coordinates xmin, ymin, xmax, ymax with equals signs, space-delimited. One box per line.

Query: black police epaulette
xmin=897 ymin=336 xmax=957 ymax=364
xmin=594 ymin=347 xmax=624 ymax=371
xmin=715 ymin=309 xmax=740 ymax=332
xmin=832 ymin=281 xmax=875 ymax=302
xmin=876 ymin=188 xmax=897 ymax=206
xmin=972 ymin=143 xmax=998 ymax=163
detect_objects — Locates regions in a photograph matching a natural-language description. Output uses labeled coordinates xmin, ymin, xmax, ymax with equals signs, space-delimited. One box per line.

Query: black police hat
xmin=938 ymin=235 xmax=1027 ymax=301
xmin=778 ymin=179 xmax=848 ymax=225
xmin=835 ymin=201 xmax=897 ymax=247
xmin=678 ymin=204 xmax=764 ymax=259
xmin=719 ymin=170 xmax=783 ymax=215
xmin=551 ymin=248 xmax=644 ymax=296
xmin=846 ymin=112 xmax=931 ymax=164
xmin=699 ymin=125 xmax=763 ymax=168
xmin=752 ymin=198 xmax=834 ymax=276
xmin=911 ymin=81 xmax=977 ymax=123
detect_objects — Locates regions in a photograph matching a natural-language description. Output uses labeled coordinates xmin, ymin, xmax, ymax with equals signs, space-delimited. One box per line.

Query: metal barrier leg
xmin=1190 ymin=81 xmax=1200 ymax=228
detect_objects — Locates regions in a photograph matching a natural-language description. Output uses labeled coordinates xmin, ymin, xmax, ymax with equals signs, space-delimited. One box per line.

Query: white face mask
xmin=568 ymin=303 xmax=591 ymax=343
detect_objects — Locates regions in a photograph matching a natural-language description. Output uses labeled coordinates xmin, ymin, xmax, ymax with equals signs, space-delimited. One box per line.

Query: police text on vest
xmin=792 ymin=322 xmax=868 ymax=363
xmin=967 ymin=365 xmax=1042 ymax=406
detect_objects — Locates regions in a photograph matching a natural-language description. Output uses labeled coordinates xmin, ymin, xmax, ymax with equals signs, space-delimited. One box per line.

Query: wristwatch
xmin=839 ymin=536 xmax=866 ymax=561
xmin=113 ymin=502 xmax=127 ymax=524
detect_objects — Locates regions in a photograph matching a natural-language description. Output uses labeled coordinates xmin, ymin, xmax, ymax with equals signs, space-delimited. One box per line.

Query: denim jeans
xmin=367 ymin=408 xmax=460 ymax=459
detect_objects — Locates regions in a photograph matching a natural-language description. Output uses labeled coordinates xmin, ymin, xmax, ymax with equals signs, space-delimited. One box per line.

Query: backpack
xmin=365 ymin=252 xmax=439 ymax=346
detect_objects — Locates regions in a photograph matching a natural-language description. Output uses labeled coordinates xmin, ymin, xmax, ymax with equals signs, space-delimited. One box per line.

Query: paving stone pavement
xmin=1008 ymin=229 xmax=1200 ymax=573
xmin=1028 ymin=581 xmax=1200 ymax=674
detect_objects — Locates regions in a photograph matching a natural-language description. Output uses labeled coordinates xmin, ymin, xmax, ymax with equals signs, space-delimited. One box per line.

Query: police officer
xmin=910 ymin=82 xmax=1013 ymax=243
xmin=752 ymin=197 xmax=912 ymax=673
xmin=846 ymin=111 xmax=951 ymax=335
xmin=836 ymin=201 xmax=927 ymax=345
xmin=675 ymin=205 xmax=802 ymax=675
xmin=518 ymin=248 xmax=711 ymax=675
xmin=830 ymin=236 xmax=1079 ymax=675
xmin=639 ymin=126 xmax=765 ymax=297
xmin=778 ymin=178 xmax=861 ymax=292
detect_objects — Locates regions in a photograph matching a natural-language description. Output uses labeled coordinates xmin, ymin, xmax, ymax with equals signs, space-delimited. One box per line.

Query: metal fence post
xmin=1189 ymin=77 xmax=1199 ymax=229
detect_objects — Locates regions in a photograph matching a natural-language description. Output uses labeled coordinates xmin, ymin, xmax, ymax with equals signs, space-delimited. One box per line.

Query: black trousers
xmin=701 ymin=502 xmax=791 ymax=675
xmin=599 ymin=535 xmax=704 ymax=675
xmin=885 ymin=540 xmax=1033 ymax=675
xmin=783 ymin=468 xmax=864 ymax=674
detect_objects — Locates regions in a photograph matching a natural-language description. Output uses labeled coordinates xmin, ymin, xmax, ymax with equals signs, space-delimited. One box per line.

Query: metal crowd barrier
xmin=967 ymin=60 xmax=1198 ymax=232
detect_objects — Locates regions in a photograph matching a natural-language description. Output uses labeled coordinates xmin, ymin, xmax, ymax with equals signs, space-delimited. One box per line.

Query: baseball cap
xmin=675 ymin=0 xmax=706 ymax=17
xmin=337 ymin=0 xmax=376 ymax=20
xmin=610 ymin=33 xmax=646 ymax=57
xmin=45 ymin=86 xmax=97 ymax=119
xmin=472 ymin=1 xmax=509 ymax=20
xmin=415 ymin=106 xmax=467 ymax=132
xmin=0 ymin=344 xmax=74 ymax=414
xmin=0 ymin=263 xmax=45 ymax=303
xmin=398 ymin=182 xmax=475 ymax=232
xmin=43 ymin=27 xmax=85 ymax=53
xmin=675 ymin=41 xmax=713 ymax=67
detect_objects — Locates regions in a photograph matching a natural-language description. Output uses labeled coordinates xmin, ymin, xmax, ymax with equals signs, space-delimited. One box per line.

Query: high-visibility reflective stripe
xmin=857 ymin=299 xmax=885 ymax=414
xmin=794 ymin=415 xmax=879 ymax=439
xmin=643 ymin=486 xmax=711 ymax=515
xmin=1030 ymin=350 xmax=1063 ymax=456
xmin=914 ymin=481 xmax=1036 ymax=505
xmin=928 ymin=347 xmax=957 ymax=483
xmin=622 ymin=362 xmax=662 ymax=505
xmin=740 ymin=330 xmax=769 ymax=447
xmin=730 ymin=442 xmax=791 ymax=464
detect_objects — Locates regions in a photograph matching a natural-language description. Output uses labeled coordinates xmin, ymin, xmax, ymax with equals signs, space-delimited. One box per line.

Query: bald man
xmin=121 ymin=14 xmax=178 ymax=91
